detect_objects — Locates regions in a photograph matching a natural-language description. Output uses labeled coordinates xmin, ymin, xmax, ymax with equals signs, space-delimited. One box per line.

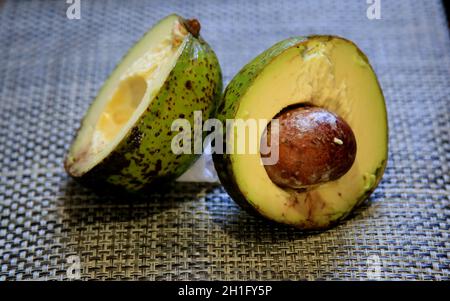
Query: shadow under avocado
xmin=61 ymin=177 xmax=218 ymax=225
xmin=61 ymin=175 xmax=374 ymax=242
xmin=204 ymin=185 xmax=374 ymax=242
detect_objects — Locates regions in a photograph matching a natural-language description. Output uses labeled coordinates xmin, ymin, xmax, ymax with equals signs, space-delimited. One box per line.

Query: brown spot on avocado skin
xmin=144 ymin=159 xmax=163 ymax=179
xmin=128 ymin=127 xmax=143 ymax=149
xmin=185 ymin=80 xmax=192 ymax=90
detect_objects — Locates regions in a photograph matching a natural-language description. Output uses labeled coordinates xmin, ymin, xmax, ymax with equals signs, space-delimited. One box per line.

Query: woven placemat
xmin=0 ymin=0 xmax=449 ymax=280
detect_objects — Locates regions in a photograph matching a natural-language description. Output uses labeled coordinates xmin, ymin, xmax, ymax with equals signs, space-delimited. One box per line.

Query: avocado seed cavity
xmin=261 ymin=106 xmax=357 ymax=189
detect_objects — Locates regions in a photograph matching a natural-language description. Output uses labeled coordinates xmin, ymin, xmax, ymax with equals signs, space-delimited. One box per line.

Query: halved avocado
xmin=214 ymin=36 xmax=388 ymax=229
xmin=65 ymin=14 xmax=222 ymax=193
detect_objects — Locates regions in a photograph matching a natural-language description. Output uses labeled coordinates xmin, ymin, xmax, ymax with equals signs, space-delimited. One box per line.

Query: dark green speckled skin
xmin=68 ymin=34 xmax=222 ymax=194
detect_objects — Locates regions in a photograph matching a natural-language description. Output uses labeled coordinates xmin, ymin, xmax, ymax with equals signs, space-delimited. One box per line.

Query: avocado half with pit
xmin=214 ymin=36 xmax=388 ymax=229
xmin=65 ymin=14 xmax=222 ymax=193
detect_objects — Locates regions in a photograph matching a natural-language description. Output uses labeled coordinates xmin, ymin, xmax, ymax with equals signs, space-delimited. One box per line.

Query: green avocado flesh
xmin=65 ymin=14 xmax=222 ymax=193
xmin=214 ymin=36 xmax=388 ymax=229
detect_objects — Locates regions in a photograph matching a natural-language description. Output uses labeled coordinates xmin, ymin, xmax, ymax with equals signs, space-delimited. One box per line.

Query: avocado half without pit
xmin=64 ymin=14 xmax=222 ymax=193
xmin=213 ymin=36 xmax=388 ymax=230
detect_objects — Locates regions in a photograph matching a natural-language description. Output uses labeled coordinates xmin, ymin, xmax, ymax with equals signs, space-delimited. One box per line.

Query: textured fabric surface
xmin=0 ymin=0 xmax=449 ymax=281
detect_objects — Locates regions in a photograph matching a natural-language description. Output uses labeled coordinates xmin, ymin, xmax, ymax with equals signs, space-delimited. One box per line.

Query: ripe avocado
xmin=213 ymin=36 xmax=388 ymax=229
xmin=65 ymin=14 xmax=222 ymax=193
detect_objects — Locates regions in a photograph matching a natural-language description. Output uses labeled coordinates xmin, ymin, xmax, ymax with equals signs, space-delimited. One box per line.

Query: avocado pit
xmin=261 ymin=106 xmax=357 ymax=189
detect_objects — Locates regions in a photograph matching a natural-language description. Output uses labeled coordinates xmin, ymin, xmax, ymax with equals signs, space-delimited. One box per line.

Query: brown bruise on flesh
xmin=261 ymin=105 xmax=357 ymax=189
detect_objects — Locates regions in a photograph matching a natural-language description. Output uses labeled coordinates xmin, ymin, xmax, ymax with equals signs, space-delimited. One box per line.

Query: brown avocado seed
xmin=261 ymin=106 xmax=357 ymax=189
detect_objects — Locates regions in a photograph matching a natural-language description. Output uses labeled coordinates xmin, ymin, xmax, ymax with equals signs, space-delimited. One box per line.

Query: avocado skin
xmin=67 ymin=34 xmax=222 ymax=194
xmin=213 ymin=36 xmax=388 ymax=229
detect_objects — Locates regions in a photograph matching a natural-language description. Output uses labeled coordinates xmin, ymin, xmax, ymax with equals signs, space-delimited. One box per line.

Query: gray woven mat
xmin=0 ymin=0 xmax=449 ymax=280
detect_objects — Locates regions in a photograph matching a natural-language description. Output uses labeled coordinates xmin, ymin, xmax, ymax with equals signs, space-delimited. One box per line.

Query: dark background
xmin=444 ymin=0 xmax=450 ymax=25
